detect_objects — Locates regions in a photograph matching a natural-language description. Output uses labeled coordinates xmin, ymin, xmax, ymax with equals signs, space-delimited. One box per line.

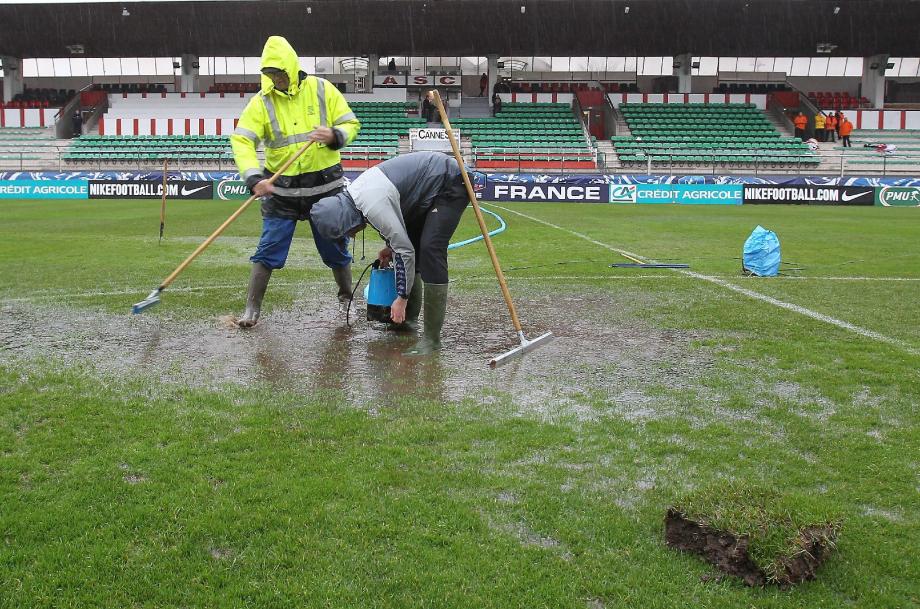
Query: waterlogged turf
xmin=1 ymin=198 xmax=918 ymax=607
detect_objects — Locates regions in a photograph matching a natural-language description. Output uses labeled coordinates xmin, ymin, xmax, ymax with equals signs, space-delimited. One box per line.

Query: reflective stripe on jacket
xmin=230 ymin=36 xmax=360 ymax=181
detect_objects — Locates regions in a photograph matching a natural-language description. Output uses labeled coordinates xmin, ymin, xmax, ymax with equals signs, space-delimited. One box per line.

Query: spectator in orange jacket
xmin=839 ymin=116 xmax=854 ymax=147
xmin=824 ymin=113 xmax=837 ymax=143
xmin=793 ymin=112 xmax=808 ymax=140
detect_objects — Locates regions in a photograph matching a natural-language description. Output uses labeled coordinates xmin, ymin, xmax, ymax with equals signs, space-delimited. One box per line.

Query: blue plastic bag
xmin=742 ymin=226 xmax=781 ymax=277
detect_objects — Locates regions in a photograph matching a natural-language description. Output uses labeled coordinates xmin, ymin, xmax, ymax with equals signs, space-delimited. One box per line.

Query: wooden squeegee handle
xmin=158 ymin=141 xmax=314 ymax=290
xmin=430 ymin=89 xmax=523 ymax=333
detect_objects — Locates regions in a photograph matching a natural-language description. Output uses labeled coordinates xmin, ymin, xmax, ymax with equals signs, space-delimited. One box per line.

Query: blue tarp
xmin=742 ymin=226 xmax=781 ymax=277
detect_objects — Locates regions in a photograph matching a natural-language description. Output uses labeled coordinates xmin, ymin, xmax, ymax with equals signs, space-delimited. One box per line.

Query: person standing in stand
xmin=824 ymin=112 xmax=837 ymax=143
xmin=793 ymin=111 xmax=808 ymax=140
xmin=839 ymin=115 xmax=854 ymax=148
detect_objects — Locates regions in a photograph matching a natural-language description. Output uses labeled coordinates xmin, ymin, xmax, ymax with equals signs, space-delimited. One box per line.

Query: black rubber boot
xmin=404 ymin=283 xmax=448 ymax=355
xmin=238 ymin=262 xmax=272 ymax=328
xmin=389 ymin=274 xmax=422 ymax=332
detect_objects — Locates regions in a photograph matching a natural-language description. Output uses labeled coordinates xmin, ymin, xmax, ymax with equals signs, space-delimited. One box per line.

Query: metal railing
xmin=469 ymin=147 xmax=596 ymax=175
xmin=608 ymin=150 xmax=920 ymax=176
xmin=1 ymin=145 xmax=920 ymax=177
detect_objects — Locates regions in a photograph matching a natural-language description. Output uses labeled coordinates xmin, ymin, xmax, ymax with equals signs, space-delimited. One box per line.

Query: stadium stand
xmin=510 ymin=82 xmax=639 ymax=94
xmin=713 ymin=83 xmax=791 ymax=94
xmin=453 ymin=102 xmax=595 ymax=169
xmin=208 ymin=82 xmax=260 ymax=94
xmin=0 ymin=127 xmax=64 ymax=168
xmin=93 ymin=83 xmax=168 ymax=94
xmin=807 ymin=91 xmax=871 ymax=110
xmin=63 ymin=134 xmax=232 ymax=166
xmin=64 ymin=98 xmax=422 ymax=168
xmin=832 ymin=129 xmax=920 ymax=170
xmin=343 ymin=101 xmax=422 ymax=167
xmin=1 ymin=87 xmax=71 ymax=108
xmin=612 ymin=102 xmax=819 ymax=168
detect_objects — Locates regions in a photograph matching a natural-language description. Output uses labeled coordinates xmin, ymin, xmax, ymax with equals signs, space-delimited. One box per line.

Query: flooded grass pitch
xmin=1 ymin=200 xmax=919 ymax=607
xmin=0 ymin=283 xmax=714 ymax=420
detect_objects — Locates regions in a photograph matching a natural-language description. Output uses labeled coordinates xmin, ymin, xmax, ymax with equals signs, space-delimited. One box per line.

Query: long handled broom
xmin=429 ymin=90 xmax=553 ymax=368
xmin=132 ymin=141 xmax=314 ymax=314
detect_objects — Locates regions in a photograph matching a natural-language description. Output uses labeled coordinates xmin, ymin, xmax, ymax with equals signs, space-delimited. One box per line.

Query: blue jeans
xmin=251 ymin=216 xmax=352 ymax=270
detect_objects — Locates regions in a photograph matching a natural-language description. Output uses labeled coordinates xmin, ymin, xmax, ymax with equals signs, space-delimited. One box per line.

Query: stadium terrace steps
xmin=612 ymin=103 xmax=820 ymax=168
xmin=343 ymin=101 xmax=422 ymax=168
xmin=64 ymin=135 xmax=235 ymax=166
xmin=452 ymin=102 xmax=596 ymax=170
xmin=0 ymin=127 xmax=68 ymax=170
xmin=822 ymin=130 xmax=920 ymax=172
xmin=458 ymin=96 xmax=492 ymax=119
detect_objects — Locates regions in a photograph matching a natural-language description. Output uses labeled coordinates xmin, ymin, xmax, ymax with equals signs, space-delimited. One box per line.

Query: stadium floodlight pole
xmin=428 ymin=89 xmax=553 ymax=368
xmin=132 ymin=141 xmax=314 ymax=314
xmin=159 ymin=157 xmax=168 ymax=244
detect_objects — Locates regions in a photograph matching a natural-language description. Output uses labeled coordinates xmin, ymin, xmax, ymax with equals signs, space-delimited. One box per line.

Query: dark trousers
xmin=795 ymin=127 xmax=805 ymax=139
xmin=826 ymin=128 xmax=836 ymax=142
xmin=406 ymin=178 xmax=468 ymax=284
xmin=815 ymin=129 xmax=825 ymax=142
xmin=842 ymin=136 xmax=851 ymax=147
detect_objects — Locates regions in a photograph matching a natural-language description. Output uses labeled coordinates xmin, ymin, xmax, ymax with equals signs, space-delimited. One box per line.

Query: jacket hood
xmin=260 ymin=36 xmax=301 ymax=95
xmin=310 ymin=191 xmax=365 ymax=240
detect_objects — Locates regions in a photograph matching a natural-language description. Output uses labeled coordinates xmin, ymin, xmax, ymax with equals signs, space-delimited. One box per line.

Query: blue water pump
xmin=365 ymin=260 xmax=397 ymax=322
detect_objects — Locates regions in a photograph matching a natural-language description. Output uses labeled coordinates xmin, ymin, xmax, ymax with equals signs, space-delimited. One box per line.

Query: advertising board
xmin=0 ymin=180 xmax=87 ymax=199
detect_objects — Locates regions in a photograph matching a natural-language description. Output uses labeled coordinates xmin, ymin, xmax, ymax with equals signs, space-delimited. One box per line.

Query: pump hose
xmin=447 ymin=205 xmax=506 ymax=250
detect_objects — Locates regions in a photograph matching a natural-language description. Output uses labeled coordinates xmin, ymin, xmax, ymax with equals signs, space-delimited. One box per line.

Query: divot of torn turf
xmin=664 ymin=484 xmax=840 ymax=587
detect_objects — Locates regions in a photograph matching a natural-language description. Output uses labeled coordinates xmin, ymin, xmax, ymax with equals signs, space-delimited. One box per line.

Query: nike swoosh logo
xmin=841 ymin=191 xmax=867 ymax=202
xmin=181 ymin=185 xmax=208 ymax=196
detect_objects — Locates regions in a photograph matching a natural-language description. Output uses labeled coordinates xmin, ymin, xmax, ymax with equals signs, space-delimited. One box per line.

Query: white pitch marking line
xmin=491 ymin=204 xmax=920 ymax=356
xmin=0 ymin=281 xmax=328 ymax=303
xmin=3 ymin=275 xmax=920 ymax=305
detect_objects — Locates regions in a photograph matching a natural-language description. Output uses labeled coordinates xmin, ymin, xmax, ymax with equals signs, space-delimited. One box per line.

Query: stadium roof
xmin=0 ymin=0 xmax=918 ymax=59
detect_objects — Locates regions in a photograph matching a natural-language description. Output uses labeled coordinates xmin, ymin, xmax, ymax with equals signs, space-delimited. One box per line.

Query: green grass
xmin=1 ymin=199 xmax=919 ymax=608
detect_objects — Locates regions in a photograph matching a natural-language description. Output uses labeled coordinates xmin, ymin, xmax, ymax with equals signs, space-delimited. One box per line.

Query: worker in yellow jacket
xmin=814 ymin=113 xmax=826 ymax=142
xmin=231 ymin=35 xmax=361 ymax=327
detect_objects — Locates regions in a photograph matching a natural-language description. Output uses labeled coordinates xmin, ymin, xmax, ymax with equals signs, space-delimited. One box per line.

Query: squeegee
xmin=429 ymin=90 xmax=553 ymax=367
xmin=132 ymin=141 xmax=314 ymax=314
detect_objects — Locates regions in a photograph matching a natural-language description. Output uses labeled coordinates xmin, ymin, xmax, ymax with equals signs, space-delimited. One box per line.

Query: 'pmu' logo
xmin=878 ymin=186 xmax=920 ymax=207
xmin=609 ymin=184 xmax=637 ymax=203
xmin=217 ymin=180 xmax=249 ymax=200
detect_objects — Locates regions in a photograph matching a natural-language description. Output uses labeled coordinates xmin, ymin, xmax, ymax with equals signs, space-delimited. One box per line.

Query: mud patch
xmin=664 ymin=508 xmax=837 ymax=587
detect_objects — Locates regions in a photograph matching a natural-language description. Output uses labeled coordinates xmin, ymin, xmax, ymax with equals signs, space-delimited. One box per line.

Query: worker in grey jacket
xmin=310 ymin=151 xmax=470 ymax=354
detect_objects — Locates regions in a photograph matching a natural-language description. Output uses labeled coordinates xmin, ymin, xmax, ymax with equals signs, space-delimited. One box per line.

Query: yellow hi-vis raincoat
xmin=230 ymin=36 xmax=360 ymax=184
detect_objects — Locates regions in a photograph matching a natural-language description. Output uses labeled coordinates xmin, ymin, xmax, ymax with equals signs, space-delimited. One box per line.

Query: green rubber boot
xmin=332 ymin=264 xmax=353 ymax=304
xmin=390 ymin=274 xmax=422 ymax=332
xmin=238 ymin=262 xmax=272 ymax=328
xmin=404 ymin=283 xmax=448 ymax=356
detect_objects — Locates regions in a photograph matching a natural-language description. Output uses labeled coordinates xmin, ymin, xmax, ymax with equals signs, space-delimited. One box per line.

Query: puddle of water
xmin=0 ymin=286 xmax=714 ymax=416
